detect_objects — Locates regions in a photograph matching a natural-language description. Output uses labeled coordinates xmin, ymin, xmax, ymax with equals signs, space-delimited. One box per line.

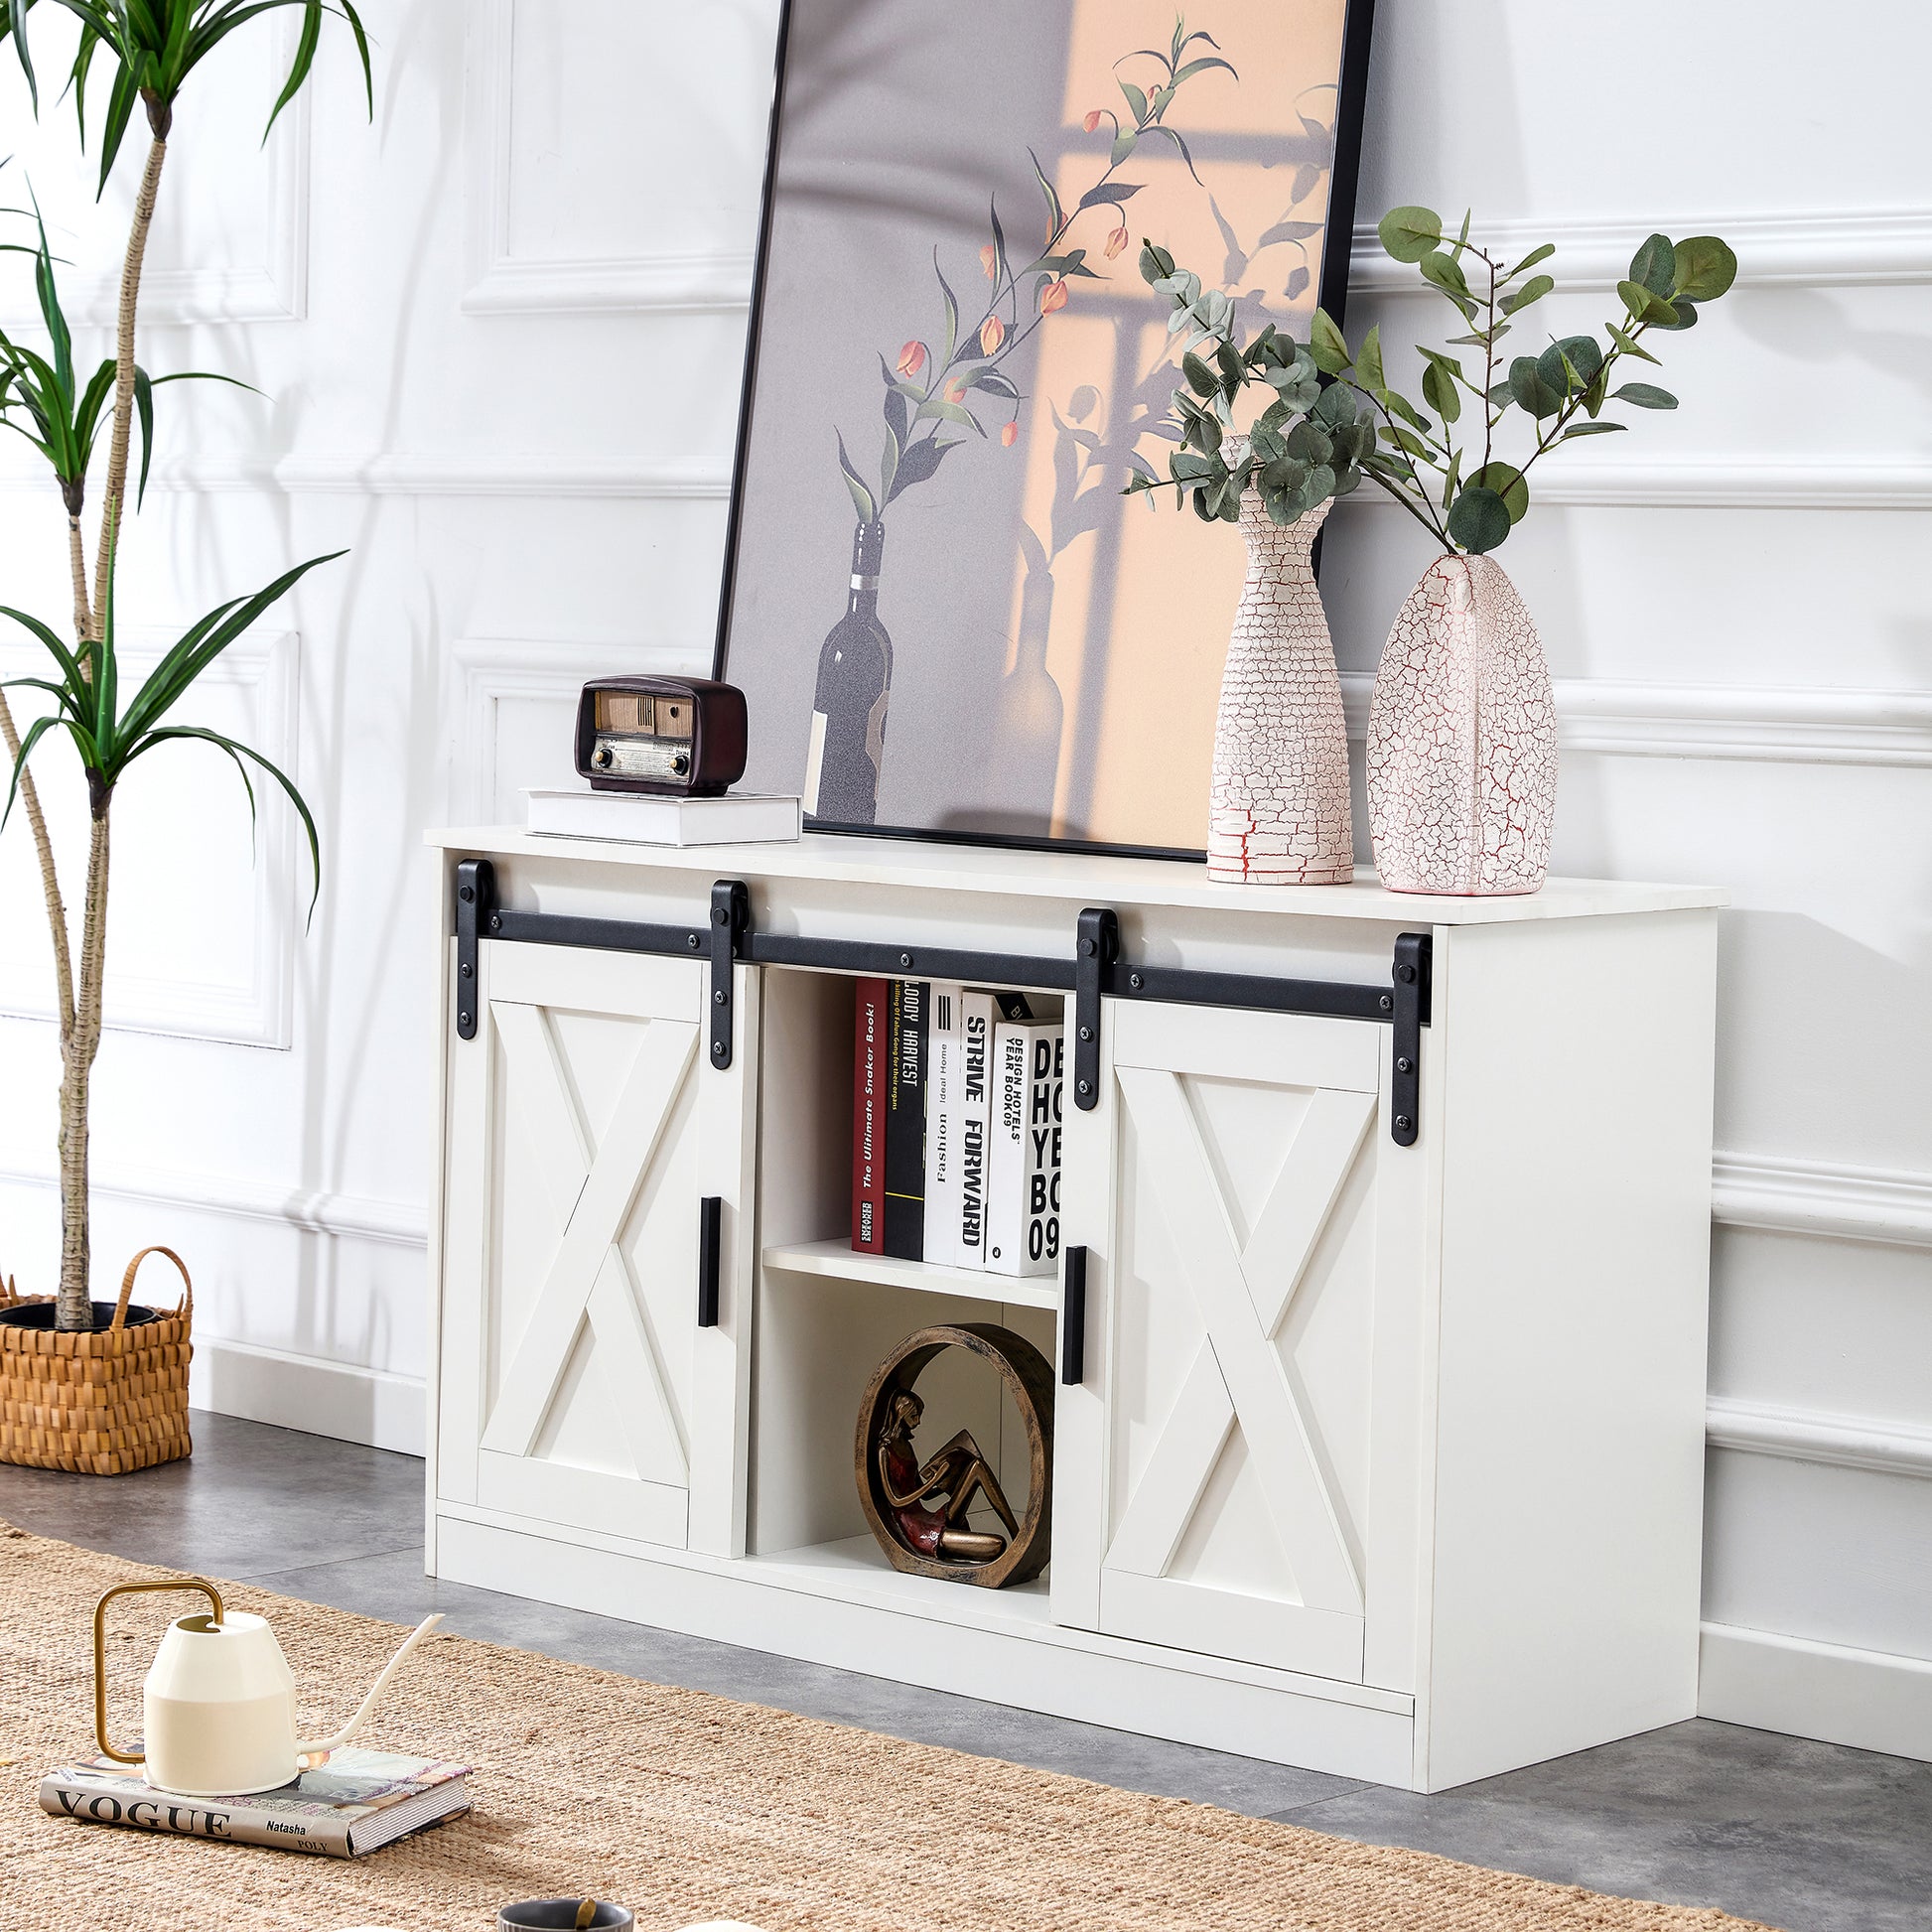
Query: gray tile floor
xmin=6 ymin=1413 xmax=1928 ymax=1931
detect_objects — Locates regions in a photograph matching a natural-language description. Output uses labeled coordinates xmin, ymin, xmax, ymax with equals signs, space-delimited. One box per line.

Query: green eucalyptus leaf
xmin=1380 ymin=389 xmax=1433 ymax=433
xmin=1561 ymin=420 xmax=1627 ymax=437
xmin=1354 ymin=324 xmax=1385 ymax=393
xmin=1309 ymin=307 xmax=1351 ymax=375
xmin=1378 ymin=205 xmax=1443 ymax=263
xmin=1468 ymin=460 xmax=1529 ymax=522
xmin=1618 ymin=279 xmax=1680 ymax=326
xmin=1605 ymin=321 xmax=1661 ymax=364
xmin=1612 ymin=381 xmax=1678 ymax=409
xmin=1653 ymin=297 xmax=1699 ymax=332
xmin=1508 ymin=354 xmax=1565 ymax=418
xmin=1673 ymin=234 xmax=1737 ymax=302
xmin=1420 ymin=249 xmax=1472 ymax=302
xmin=1500 ymin=273 xmax=1554 ymax=315
xmin=1537 ymin=334 xmax=1602 ymax=397
xmin=1139 ymin=239 xmax=1175 ymax=284
xmin=1420 ymin=358 xmax=1461 ymax=424
xmin=1629 ymin=233 xmax=1676 ymax=298
xmin=1311 ymin=380 xmax=1358 ymax=429
xmin=1448 ymin=484 xmax=1511 ymax=554
xmin=1504 ymin=241 xmax=1557 ymax=280
xmin=1181 ymin=350 xmax=1218 ymax=398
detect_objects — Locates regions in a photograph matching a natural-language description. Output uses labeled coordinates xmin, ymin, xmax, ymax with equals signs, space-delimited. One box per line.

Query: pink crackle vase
xmin=1367 ymin=553 xmax=1558 ymax=896
xmin=1208 ymin=494 xmax=1352 ymax=886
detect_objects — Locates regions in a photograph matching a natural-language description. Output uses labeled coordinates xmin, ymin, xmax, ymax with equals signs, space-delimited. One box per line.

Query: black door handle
xmin=1061 ymin=1245 xmax=1088 ymax=1385
xmin=697 ymin=1195 xmax=723 ymax=1327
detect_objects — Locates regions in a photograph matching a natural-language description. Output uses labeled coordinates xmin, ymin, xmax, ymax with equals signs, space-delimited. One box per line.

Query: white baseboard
xmin=1699 ymin=1621 xmax=1932 ymax=1763
xmin=192 ymin=1339 xmax=426 ymax=1457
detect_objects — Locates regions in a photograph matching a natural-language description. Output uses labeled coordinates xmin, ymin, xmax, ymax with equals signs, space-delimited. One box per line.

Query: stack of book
xmin=851 ymin=979 xmax=1064 ymax=1278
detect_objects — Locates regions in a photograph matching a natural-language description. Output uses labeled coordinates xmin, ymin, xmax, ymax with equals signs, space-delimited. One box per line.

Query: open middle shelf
xmin=761 ymin=1237 xmax=1060 ymax=1311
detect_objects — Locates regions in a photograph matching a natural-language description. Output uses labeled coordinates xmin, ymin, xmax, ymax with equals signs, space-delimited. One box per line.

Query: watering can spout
xmin=296 ymin=1613 xmax=444 ymax=1762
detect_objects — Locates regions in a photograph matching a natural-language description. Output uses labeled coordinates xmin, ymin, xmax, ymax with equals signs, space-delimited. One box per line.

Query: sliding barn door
xmin=438 ymin=940 xmax=757 ymax=1558
xmin=1058 ymin=998 xmax=1417 ymax=1684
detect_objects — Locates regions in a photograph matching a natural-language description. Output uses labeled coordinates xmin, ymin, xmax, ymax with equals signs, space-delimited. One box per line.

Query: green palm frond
xmin=0 ymin=195 xmax=263 ymax=510
xmin=45 ymin=0 xmax=372 ymax=190
xmin=1 ymin=540 xmax=343 ymax=909
xmin=0 ymin=0 xmax=43 ymax=110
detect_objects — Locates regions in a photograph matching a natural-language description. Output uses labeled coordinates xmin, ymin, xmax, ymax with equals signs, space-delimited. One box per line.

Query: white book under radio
xmin=984 ymin=1016 xmax=1064 ymax=1278
xmin=524 ymin=787 xmax=801 ymax=846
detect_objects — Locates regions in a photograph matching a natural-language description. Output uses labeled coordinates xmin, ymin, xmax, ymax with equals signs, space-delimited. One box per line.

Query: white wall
xmin=0 ymin=0 xmax=1926 ymax=1761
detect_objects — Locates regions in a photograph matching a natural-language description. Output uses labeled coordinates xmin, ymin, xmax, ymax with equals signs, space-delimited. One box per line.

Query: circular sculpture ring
xmin=854 ymin=1322 xmax=1054 ymax=1590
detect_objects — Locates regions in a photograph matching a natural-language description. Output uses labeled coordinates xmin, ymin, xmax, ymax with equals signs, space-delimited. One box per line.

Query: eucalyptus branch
xmin=1309 ymin=207 xmax=1736 ymax=555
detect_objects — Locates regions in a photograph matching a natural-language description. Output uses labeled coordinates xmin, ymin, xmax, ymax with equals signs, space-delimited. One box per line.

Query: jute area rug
xmin=0 ymin=1522 xmax=1776 ymax=1932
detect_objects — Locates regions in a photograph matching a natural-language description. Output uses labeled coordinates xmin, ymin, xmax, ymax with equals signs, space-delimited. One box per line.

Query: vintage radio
xmin=574 ymin=677 xmax=749 ymax=796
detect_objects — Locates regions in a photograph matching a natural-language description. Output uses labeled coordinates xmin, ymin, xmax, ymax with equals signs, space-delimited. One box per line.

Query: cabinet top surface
xmin=429 ymin=826 xmax=1725 ymax=925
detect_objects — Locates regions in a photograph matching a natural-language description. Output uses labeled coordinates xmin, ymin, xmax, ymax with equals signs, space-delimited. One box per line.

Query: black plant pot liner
xmin=0 ymin=1300 xmax=159 ymax=1331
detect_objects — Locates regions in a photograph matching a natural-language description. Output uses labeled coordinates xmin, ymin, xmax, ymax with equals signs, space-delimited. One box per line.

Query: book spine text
xmin=883 ymin=980 xmax=928 ymax=1260
xmin=851 ymin=977 xmax=887 ymax=1253
xmin=923 ymin=983 xmax=964 ymax=1267
xmin=40 ymin=1778 xmax=353 ymax=1858
xmin=986 ymin=1021 xmax=1064 ymax=1277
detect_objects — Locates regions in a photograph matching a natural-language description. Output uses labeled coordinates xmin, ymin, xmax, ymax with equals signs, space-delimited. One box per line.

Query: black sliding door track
xmin=453 ymin=858 xmax=1432 ymax=1142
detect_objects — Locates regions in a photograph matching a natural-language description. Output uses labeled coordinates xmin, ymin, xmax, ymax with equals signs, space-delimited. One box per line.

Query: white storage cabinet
xmin=426 ymin=828 xmax=1722 ymax=1792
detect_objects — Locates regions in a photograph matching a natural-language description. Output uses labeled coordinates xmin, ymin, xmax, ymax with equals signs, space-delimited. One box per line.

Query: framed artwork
xmin=714 ymin=0 xmax=1375 ymax=857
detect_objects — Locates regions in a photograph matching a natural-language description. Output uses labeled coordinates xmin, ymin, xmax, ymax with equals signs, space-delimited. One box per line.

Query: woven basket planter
xmin=0 ymin=1246 xmax=194 ymax=1477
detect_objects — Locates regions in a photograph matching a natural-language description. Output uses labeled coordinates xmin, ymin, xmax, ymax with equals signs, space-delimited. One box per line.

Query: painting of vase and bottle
xmin=715 ymin=0 xmax=1369 ymax=857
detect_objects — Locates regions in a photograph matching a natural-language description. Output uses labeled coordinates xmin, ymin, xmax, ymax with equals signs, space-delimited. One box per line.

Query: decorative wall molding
xmin=1700 ymin=1621 xmax=1932 ymax=1764
xmin=1712 ymin=1151 xmax=1932 ymax=1248
xmin=1339 ymin=674 xmax=1932 ymax=770
xmin=1350 ymin=207 xmax=1932 ymax=295
xmin=0 ymin=629 xmax=300 ymax=1047
xmin=1707 ymin=1396 xmax=1932 ymax=1481
xmin=462 ymin=251 xmax=757 ymax=318
xmin=16 ymin=453 xmax=1930 ymax=509
xmin=0 ymin=57 xmax=310 ymax=327
xmin=1333 ymin=458 xmax=1932 ymax=510
xmin=0 ymin=1155 xmax=427 ymax=1247
xmin=0 ymin=456 xmax=734 ymax=499
xmin=461 ymin=0 xmax=755 ymax=317
xmin=193 ymin=1339 xmax=426 ymax=1457
xmin=450 ymin=637 xmax=706 ymax=821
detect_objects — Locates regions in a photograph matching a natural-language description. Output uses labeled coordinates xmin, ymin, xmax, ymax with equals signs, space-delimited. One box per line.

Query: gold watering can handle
xmin=92 ymin=1578 xmax=226 ymax=1765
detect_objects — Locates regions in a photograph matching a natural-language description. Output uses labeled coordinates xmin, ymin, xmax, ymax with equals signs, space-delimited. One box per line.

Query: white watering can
xmin=92 ymin=1578 xmax=444 ymax=1796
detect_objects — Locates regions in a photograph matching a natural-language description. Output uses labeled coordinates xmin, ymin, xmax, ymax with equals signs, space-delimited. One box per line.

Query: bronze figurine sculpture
xmin=875 ymin=1387 xmax=1019 ymax=1563
xmin=854 ymin=1322 xmax=1054 ymax=1588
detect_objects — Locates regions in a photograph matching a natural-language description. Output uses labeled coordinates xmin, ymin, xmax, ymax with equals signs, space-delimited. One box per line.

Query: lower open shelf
xmin=750 ymin=1531 xmax=1052 ymax=1628
xmin=761 ymin=1237 xmax=1060 ymax=1311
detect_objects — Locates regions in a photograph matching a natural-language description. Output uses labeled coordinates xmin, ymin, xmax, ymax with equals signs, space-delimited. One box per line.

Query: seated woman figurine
xmin=875 ymin=1387 xmax=1021 ymax=1564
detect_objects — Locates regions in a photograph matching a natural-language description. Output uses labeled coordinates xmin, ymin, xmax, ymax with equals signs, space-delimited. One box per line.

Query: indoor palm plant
xmin=0 ymin=0 xmax=369 ymax=1474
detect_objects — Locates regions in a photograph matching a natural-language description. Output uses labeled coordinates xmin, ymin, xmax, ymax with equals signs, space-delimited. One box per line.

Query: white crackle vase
xmin=1207 ymin=493 xmax=1352 ymax=886
xmin=1367 ymin=553 xmax=1558 ymax=896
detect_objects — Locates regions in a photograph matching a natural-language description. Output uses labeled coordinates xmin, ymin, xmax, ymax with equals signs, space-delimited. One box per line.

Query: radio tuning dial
xmin=672 ymin=754 xmax=690 ymax=776
xmin=593 ymin=746 xmax=614 ymax=769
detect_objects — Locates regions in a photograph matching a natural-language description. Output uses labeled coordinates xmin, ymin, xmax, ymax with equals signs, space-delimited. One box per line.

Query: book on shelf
xmin=985 ymin=1015 xmax=1065 ymax=1278
xmin=39 ymin=1747 xmax=471 ymax=1860
xmin=524 ymin=786 xmax=801 ymax=846
xmin=883 ymin=979 xmax=929 ymax=1261
xmin=954 ymin=989 xmax=997 ymax=1270
xmin=855 ymin=978 xmax=1049 ymax=1273
xmin=922 ymin=982 xmax=966 ymax=1266
xmin=851 ymin=977 xmax=888 ymax=1254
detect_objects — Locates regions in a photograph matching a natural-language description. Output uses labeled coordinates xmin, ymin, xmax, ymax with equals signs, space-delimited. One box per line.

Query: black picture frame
xmin=712 ymin=0 xmax=1377 ymax=864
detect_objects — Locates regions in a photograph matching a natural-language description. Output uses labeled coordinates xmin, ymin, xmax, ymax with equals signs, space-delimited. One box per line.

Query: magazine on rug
xmin=40 ymin=1747 xmax=471 ymax=1860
